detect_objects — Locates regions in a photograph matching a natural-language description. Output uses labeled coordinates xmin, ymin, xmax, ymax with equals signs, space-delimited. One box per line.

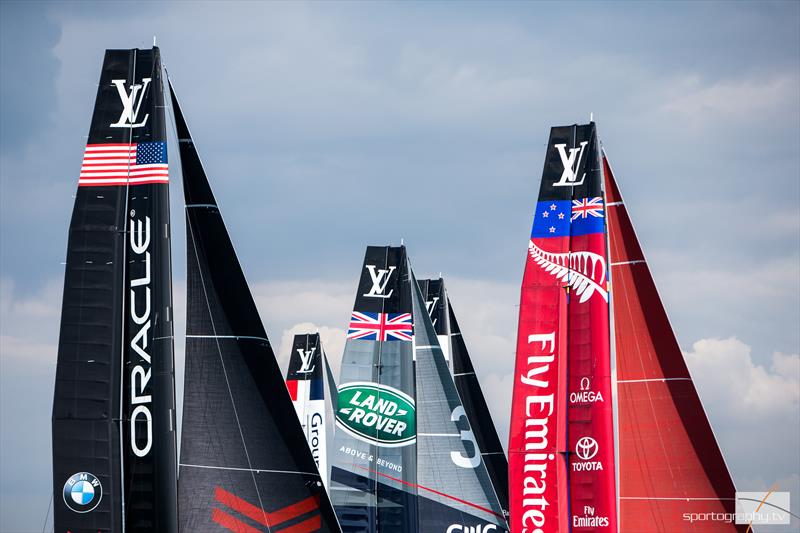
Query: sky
xmin=1 ymin=1 xmax=799 ymax=531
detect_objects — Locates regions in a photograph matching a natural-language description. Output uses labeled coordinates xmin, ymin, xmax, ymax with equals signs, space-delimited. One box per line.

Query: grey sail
xmin=170 ymin=80 xmax=340 ymax=533
xmin=419 ymin=278 xmax=510 ymax=516
xmin=411 ymin=273 xmax=508 ymax=532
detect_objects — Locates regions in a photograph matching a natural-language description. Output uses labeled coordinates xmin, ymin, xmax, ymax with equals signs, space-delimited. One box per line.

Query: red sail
xmin=603 ymin=153 xmax=744 ymax=532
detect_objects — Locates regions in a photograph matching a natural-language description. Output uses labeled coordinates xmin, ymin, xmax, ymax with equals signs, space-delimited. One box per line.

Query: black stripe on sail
xmin=169 ymin=80 xmax=340 ymax=533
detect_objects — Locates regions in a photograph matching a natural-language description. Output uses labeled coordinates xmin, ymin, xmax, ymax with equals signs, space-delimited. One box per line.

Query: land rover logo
xmin=336 ymin=382 xmax=416 ymax=447
xmin=63 ymin=472 xmax=102 ymax=513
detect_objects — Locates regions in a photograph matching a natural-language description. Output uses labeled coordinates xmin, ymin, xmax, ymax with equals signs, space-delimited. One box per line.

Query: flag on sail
xmin=346 ymin=312 xmax=413 ymax=342
xmin=78 ymin=141 xmax=169 ymax=186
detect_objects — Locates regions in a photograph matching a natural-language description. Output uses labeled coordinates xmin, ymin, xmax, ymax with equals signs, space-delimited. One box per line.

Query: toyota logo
xmin=575 ymin=437 xmax=599 ymax=460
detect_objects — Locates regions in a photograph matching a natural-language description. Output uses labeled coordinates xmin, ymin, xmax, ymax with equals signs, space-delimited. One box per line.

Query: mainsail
xmin=508 ymin=124 xmax=617 ymax=532
xmin=603 ymin=152 xmax=743 ymax=532
xmin=419 ymin=278 xmax=509 ymax=516
xmin=52 ymin=47 xmax=178 ymax=532
xmin=169 ymin=82 xmax=340 ymax=532
xmin=330 ymin=246 xmax=417 ymax=532
xmin=286 ymin=333 xmax=329 ymax=487
xmin=411 ymin=274 xmax=509 ymax=532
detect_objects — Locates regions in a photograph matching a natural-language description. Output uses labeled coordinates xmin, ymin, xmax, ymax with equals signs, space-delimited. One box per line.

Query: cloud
xmin=684 ymin=337 xmax=800 ymax=520
xmin=685 ymin=337 xmax=799 ymax=416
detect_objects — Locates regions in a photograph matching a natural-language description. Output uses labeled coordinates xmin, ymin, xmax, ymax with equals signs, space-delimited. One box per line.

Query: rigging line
xmin=41 ymin=492 xmax=52 ymax=533
xmin=187 ymin=220 xmax=272 ymax=532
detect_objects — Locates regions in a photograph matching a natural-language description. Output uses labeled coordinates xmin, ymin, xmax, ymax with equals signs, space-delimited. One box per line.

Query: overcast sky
xmin=1 ymin=1 xmax=799 ymax=531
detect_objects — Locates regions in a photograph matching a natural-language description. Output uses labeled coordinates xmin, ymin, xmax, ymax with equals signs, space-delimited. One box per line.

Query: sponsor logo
xmin=573 ymin=505 xmax=609 ymax=528
xmin=553 ymin=141 xmax=588 ymax=187
xmin=129 ymin=210 xmax=153 ymax=458
xmin=517 ymin=331 xmax=558 ymax=532
xmin=297 ymin=346 xmax=317 ymax=374
xmin=110 ymin=78 xmax=151 ymax=128
xmin=336 ymin=382 xmax=415 ymax=447
xmin=573 ymin=436 xmax=603 ymax=472
xmin=450 ymin=406 xmax=481 ymax=468
xmin=363 ymin=265 xmax=395 ymax=299
xmin=570 ymin=377 xmax=605 ymax=404
xmin=446 ymin=525 xmax=498 ymax=533
xmin=425 ymin=295 xmax=440 ymax=326
xmin=307 ymin=411 xmax=324 ymax=468
xmin=63 ymin=472 xmax=102 ymax=513
xmin=575 ymin=437 xmax=598 ymax=460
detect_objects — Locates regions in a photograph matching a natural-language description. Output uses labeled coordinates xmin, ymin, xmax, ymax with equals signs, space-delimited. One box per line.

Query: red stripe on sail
xmin=277 ymin=515 xmax=321 ymax=533
xmin=215 ymin=487 xmax=270 ymax=526
xmin=268 ymin=496 xmax=318 ymax=526
xmin=603 ymin=154 xmax=744 ymax=532
xmin=211 ymin=508 xmax=262 ymax=533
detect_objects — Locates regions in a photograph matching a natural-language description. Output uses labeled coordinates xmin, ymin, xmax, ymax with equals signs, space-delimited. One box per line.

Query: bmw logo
xmin=63 ymin=472 xmax=102 ymax=513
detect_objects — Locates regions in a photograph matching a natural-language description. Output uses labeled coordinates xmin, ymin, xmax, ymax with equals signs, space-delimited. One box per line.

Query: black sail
xmin=170 ymin=82 xmax=340 ymax=532
xmin=52 ymin=47 xmax=178 ymax=533
xmin=418 ymin=279 xmax=510 ymax=516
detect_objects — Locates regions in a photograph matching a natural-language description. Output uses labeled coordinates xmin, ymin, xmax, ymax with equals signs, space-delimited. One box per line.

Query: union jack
xmin=347 ymin=312 xmax=413 ymax=342
xmin=571 ymin=197 xmax=604 ymax=221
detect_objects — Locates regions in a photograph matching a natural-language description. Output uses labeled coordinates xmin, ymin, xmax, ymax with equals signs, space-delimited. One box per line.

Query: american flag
xmin=571 ymin=197 xmax=604 ymax=221
xmin=78 ymin=142 xmax=168 ymax=187
xmin=347 ymin=312 xmax=413 ymax=342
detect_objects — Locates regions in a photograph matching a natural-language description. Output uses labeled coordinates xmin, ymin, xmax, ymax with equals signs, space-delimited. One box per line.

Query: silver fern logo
xmin=528 ymin=241 xmax=608 ymax=303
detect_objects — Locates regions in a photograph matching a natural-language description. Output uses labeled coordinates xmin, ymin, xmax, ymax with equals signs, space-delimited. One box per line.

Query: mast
xmin=411 ymin=272 xmax=508 ymax=532
xmin=52 ymin=47 xmax=178 ymax=533
xmin=285 ymin=333 xmax=329 ymax=487
xmin=330 ymin=246 xmax=417 ymax=532
xmin=603 ymin=151 xmax=744 ymax=532
xmin=169 ymin=81 xmax=340 ymax=532
xmin=419 ymin=278 xmax=510 ymax=516
xmin=565 ymin=124 xmax=616 ymax=531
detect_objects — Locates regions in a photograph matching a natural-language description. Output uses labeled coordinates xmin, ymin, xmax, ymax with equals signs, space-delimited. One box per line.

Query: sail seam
xmin=452 ymin=371 xmax=475 ymax=376
xmin=185 ymin=203 xmax=218 ymax=209
xmin=187 ymin=221 xmax=272 ymax=530
xmin=619 ymin=497 xmax=735 ymax=500
xmin=179 ymin=463 xmax=317 ymax=476
xmin=185 ymin=334 xmax=268 ymax=342
xmin=616 ymin=378 xmax=692 ymax=383
xmin=606 ymin=201 xmax=624 ymax=206
xmin=610 ymin=260 xmax=645 ymax=266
